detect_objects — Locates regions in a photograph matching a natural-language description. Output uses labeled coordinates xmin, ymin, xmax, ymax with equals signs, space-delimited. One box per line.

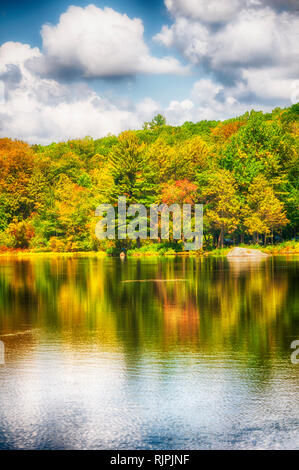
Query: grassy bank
xmin=128 ymin=241 xmax=299 ymax=257
xmin=0 ymin=241 xmax=298 ymax=258
xmin=260 ymin=241 xmax=299 ymax=255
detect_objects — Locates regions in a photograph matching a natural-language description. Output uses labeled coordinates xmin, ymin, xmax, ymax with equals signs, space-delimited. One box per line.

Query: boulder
xmin=227 ymin=247 xmax=268 ymax=259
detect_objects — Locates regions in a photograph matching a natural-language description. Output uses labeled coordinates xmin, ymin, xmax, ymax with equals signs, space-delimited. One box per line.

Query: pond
xmin=0 ymin=256 xmax=298 ymax=449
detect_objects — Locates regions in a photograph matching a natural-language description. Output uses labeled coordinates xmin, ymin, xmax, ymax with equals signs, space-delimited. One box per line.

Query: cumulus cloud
xmin=209 ymin=8 xmax=299 ymax=70
xmin=165 ymin=0 xmax=242 ymax=24
xmin=0 ymin=42 xmax=259 ymax=144
xmin=165 ymin=0 xmax=299 ymax=23
xmin=29 ymin=5 xmax=187 ymax=79
xmin=164 ymin=78 xmax=268 ymax=125
xmin=156 ymin=0 xmax=299 ymax=104
xmin=165 ymin=99 xmax=194 ymax=124
xmin=0 ymin=42 xmax=163 ymax=143
xmin=0 ymin=2 xmax=298 ymax=143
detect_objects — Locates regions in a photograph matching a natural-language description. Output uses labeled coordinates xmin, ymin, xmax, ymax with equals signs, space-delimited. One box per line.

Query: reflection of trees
xmin=196 ymin=257 xmax=289 ymax=355
xmin=0 ymin=256 xmax=298 ymax=364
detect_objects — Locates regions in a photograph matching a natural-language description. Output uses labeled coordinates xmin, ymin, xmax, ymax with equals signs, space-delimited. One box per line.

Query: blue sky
xmin=0 ymin=0 xmax=298 ymax=143
xmin=0 ymin=1 xmax=190 ymax=104
xmin=0 ymin=1 xmax=168 ymax=44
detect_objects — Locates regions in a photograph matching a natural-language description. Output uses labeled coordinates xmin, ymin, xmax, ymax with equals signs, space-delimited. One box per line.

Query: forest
xmin=0 ymin=104 xmax=298 ymax=254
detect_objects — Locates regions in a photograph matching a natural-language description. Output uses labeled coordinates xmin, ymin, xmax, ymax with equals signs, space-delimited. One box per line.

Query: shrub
xmin=8 ymin=219 xmax=34 ymax=248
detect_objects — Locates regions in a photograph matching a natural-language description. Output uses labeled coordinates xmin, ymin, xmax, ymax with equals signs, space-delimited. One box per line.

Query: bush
xmin=0 ymin=229 xmax=14 ymax=249
xmin=49 ymin=237 xmax=66 ymax=252
xmin=29 ymin=234 xmax=48 ymax=250
xmin=8 ymin=219 xmax=34 ymax=248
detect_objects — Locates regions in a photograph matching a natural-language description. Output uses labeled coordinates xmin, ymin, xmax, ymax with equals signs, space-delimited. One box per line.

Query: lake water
xmin=0 ymin=255 xmax=298 ymax=449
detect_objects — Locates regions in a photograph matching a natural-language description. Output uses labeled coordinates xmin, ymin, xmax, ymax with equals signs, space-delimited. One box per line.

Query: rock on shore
xmin=227 ymin=247 xmax=269 ymax=258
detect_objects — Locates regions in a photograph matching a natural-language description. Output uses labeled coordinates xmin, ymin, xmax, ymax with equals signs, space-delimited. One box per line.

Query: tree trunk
xmin=217 ymin=228 xmax=224 ymax=248
xmin=217 ymin=231 xmax=221 ymax=248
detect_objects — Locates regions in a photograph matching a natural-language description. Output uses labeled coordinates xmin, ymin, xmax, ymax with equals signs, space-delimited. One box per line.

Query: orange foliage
xmin=211 ymin=120 xmax=245 ymax=142
xmin=160 ymin=179 xmax=198 ymax=205
xmin=0 ymin=138 xmax=35 ymax=192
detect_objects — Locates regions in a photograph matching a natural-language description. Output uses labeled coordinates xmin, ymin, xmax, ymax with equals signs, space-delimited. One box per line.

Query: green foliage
xmin=0 ymin=104 xmax=298 ymax=252
xmin=143 ymin=114 xmax=166 ymax=130
xmin=8 ymin=218 xmax=34 ymax=248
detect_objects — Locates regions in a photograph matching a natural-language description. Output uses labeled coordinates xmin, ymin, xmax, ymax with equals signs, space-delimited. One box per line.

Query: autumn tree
xmin=0 ymin=138 xmax=35 ymax=223
xmin=198 ymin=170 xmax=241 ymax=247
xmin=109 ymin=131 xmax=145 ymax=204
xmin=0 ymin=104 xmax=297 ymax=253
xmin=143 ymin=114 xmax=166 ymax=130
xmin=160 ymin=180 xmax=198 ymax=205
xmin=244 ymin=175 xmax=289 ymax=243
xmin=211 ymin=119 xmax=245 ymax=143
xmin=8 ymin=218 xmax=34 ymax=249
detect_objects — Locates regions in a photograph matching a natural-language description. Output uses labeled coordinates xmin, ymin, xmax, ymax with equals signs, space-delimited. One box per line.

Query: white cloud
xmin=155 ymin=18 xmax=209 ymax=64
xmin=156 ymin=1 xmax=299 ymax=105
xmin=0 ymin=21 xmax=296 ymax=146
xmin=209 ymin=8 xmax=299 ymax=69
xmin=165 ymin=0 xmax=242 ymax=24
xmin=165 ymin=0 xmax=299 ymax=23
xmin=0 ymin=42 xmax=41 ymax=74
xmin=189 ymin=78 xmax=257 ymax=120
xmin=0 ymin=42 xmax=260 ymax=144
xmin=157 ymin=5 xmax=299 ymax=70
xmin=165 ymin=99 xmax=194 ymax=125
xmin=31 ymin=4 xmax=187 ymax=78
xmin=165 ymin=78 xmax=269 ymax=125
xmin=0 ymin=42 xmax=163 ymax=144
xmin=241 ymin=68 xmax=299 ymax=100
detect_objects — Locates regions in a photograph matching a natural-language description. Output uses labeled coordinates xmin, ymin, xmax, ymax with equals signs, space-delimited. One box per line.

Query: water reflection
xmin=0 ymin=256 xmax=298 ymax=449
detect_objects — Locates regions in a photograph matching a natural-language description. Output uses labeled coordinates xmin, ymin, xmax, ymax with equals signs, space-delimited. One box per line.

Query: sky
xmin=0 ymin=0 xmax=298 ymax=143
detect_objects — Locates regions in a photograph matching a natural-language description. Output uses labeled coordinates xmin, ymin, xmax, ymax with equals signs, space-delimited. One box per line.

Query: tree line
xmin=0 ymin=104 xmax=298 ymax=252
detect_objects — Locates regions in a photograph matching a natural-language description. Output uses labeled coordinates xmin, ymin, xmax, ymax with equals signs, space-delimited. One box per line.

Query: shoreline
xmin=0 ymin=244 xmax=298 ymax=259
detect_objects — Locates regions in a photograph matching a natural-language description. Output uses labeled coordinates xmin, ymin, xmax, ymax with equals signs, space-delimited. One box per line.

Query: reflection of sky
xmin=0 ymin=335 xmax=298 ymax=449
xmin=0 ymin=256 xmax=298 ymax=449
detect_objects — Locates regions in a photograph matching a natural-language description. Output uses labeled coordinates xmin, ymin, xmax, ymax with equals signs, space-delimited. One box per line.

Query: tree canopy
xmin=0 ymin=107 xmax=298 ymax=251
